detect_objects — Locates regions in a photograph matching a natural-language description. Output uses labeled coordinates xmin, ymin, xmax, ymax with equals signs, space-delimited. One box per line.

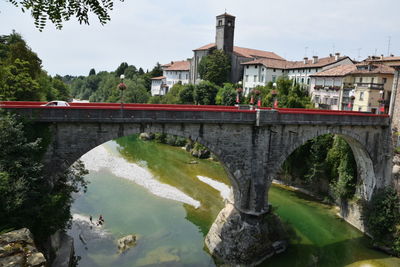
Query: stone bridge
xmin=1 ymin=102 xmax=393 ymax=265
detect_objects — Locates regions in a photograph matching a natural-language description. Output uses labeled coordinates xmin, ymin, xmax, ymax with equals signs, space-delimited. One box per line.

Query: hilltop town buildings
xmin=150 ymin=13 xmax=397 ymax=116
xmin=309 ymin=63 xmax=395 ymax=113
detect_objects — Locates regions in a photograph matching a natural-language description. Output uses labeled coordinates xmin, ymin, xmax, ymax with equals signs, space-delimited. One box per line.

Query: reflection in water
xmin=69 ymin=135 xmax=400 ymax=267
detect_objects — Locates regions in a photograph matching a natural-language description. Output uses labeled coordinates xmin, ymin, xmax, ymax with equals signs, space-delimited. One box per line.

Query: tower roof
xmin=216 ymin=12 xmax=235 ymax=18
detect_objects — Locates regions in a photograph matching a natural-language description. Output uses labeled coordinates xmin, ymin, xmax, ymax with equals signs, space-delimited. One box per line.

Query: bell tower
xmin=215 ymin=13 xmax=235 ymax=54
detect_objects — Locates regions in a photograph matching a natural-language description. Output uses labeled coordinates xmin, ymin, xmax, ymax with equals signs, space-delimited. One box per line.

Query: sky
xmin=1 ymin=0 xmax=399 ymax=76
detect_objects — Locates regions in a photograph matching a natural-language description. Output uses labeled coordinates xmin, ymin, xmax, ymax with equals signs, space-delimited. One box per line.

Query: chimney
xmin=391 ymin=54 xmax=394 ymax=57
xmin=380 ymin=54 xmax=384 ymax=60
xmin=313 ymin=56 xmax=318 ymax=64
xmin=303 ymin=57 xmax=308 ymax=64
xmin=329 ymin=53 xmax=333 ymax=57
xmin=335 ymin=52 xmax=340 ymax=61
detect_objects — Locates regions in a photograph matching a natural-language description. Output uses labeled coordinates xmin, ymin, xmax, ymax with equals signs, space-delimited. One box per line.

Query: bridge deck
xmin=0 ymin=101 xmax=390 ymax=126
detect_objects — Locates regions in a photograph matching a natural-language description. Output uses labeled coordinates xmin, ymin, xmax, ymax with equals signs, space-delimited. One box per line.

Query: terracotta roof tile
xmin=351 ymin=63 xmax=395 ymax=75
xmin=151 ymin=76 xmax=166 ymax=80
xmin=286 ymin=56 xmax=350 ymax=69
xmin=193 ymin=43 xmax=216 ymax=51
xmin=164 ymin=60 xmax=190 ymax=71
xmin=241 ymin=58 xmax=288 ymax=69
xmin=233 ymin=47 xmax=285 ymax=60
xmin=365 ymin=56 xmax=400 ymax=62
xmin=193 ymin=43 xmax=285 ymax=60
xmin=310 ymin=65 xmax=357 ymax=77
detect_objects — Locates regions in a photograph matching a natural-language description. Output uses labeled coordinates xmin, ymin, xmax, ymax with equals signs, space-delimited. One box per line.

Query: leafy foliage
xmin=198 ymin=49 xmax=231 ymax=86
xmin=0 ymin=31 xmax=71 ymax=101
xmin=215 ymin=83 xmax=236 ymax=106
xmin=8 ymin=0 xmax=125 ymax=31
xmin=0 ymin=112 xmax=88 ymax=241
xmin=193 ymin=81 xmax=219 ymax=105
xmin=362 ymin=187 xmax=400 ymax=255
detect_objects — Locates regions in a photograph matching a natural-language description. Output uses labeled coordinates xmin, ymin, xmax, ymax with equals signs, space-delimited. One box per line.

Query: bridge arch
xmin=44 ymin=122 xmax=243 ymax=207
xmin=268 ymin=127 xmax=377 ymax=201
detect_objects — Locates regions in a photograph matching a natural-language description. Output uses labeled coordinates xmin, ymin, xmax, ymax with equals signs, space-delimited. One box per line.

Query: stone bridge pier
xmin=3 ymin=105 xmax=393 ymax=266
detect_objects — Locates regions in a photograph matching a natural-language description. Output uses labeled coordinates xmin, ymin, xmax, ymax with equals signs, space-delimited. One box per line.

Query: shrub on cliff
xmin=362 ymin=187 xmax=400 ymax=256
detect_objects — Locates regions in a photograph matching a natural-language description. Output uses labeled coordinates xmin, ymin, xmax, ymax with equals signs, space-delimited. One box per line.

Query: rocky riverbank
xmin=0 ymin=228 xmax=46 ymax=267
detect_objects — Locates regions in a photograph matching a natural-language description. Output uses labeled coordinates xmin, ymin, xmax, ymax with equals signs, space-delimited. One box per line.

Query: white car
xmin=41 ymin=101 xmax=70 ymax=107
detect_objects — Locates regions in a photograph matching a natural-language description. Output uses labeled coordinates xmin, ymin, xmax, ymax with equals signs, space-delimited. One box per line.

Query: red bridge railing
xmin=0 ymin=101 xmax=389 ymax=117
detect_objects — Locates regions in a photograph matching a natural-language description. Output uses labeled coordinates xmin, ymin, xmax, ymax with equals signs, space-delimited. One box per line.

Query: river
xmin=68 ymin=135 xmax=400 ymax=266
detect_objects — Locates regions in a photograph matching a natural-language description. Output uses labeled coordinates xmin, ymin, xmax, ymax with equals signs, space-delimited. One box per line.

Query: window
xmin=261 ymin=75 xmax=264 ymax=82
xmin=359 ymin=77 xmax=363 ymax=83
xmin=371 ymin=77 xmax=374 ymax=83
xmin=262 ymin=68 xmax=264 ymax=71
xmin=314 ymin=95 xmax=320 ymax=103
xmin=333 ymin=98 xmax=338 ymax=105
xmin=301 ymin=78 xmax=304 ymax=83
xmin=383 ymin=78 xmax=387 ymax=83
xmin=359 ymin=92 xmax=364 ymax=101
xmin=307 ymin=78 xmax=310 ymax=85
xmin=255 ymin=65 xmax=258 ymax=69
xmin=272 ymin=76 xmax=276 ymax=82
xmin=273 ymin=69 xmax=276 ymax=72
xmin=358 ymin=106 xmax=362 ymax=111
xmin=178 ymin=73 xmax=181 ymax=79
xmin=218 ymin=20 xmax=222 ymax=26
xmin=254 ymin=75 xmax=257 ymax=82
xmin=186 ymin=74 xmax=188 ymax=79
xmin=227 ymin=20 xmax=232 ymax=26
xmin=247 ymin=65 xmax=249 ymax=69
xmin=245 ymin=75 xmax=249 ymax=82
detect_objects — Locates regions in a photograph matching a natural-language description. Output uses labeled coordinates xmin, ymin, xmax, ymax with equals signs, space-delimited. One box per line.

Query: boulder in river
xmin=117 ymin=234 xmax=137 ymax=254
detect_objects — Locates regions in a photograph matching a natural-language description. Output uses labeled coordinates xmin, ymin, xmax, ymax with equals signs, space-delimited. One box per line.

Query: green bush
xmin=362 ymin=187 xmax=400 ymax=255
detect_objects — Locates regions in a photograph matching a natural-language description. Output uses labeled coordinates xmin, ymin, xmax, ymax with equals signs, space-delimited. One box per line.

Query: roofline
xmin=287 ymin=56 xmax=352 ymax=70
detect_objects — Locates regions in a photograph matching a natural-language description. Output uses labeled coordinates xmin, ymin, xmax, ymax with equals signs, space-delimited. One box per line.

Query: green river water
xmin=69 ymin=135 xmax=400 ymax=267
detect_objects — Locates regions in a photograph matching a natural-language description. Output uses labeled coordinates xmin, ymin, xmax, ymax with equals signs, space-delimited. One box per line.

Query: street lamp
xmin=272 ymin=83 xmax=278 ymax=108
xmin=252 ymin=89 xmax=261 ymax=108
xmin=118 ymin=74 xmax=126 ymax=108
xmin=236 ymin=87 xmax=243 ymax=105
xmin=379 ymin=90 xmax=384 ymax=114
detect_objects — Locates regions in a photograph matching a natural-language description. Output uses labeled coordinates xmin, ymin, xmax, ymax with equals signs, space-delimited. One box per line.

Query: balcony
xmin=356 ymin=83 xmax=384 ymax=90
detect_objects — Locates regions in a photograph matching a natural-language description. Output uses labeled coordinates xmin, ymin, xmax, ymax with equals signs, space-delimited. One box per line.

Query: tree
xmin=0 ymin=31 xmax=42 ymax=79
xmin=0 ymin=59 xmax=41 ymax=101
xmin=198 ymin=49 xmax=231 ymax=85
xmin=362 ymin=187 xmax=400 ymax=255
xmin=7 ymin=0 xmax=125 ymax=31
xmin=178 ymin=84 xmax=195 ymax=104
xmin=115 ymin=62 xmax=128 ymax=77
xmin=0 ymin=112 xmax=88 ymax=240
xmin=89 ymin=68 xmax=96 ymax=76
xmin=216 ymin=83 xmax=236 ymax=106
xmin=150 ymin=62 xmax=163 ymax=77
xmin=193 ymin=81 xmax=219 ymax=105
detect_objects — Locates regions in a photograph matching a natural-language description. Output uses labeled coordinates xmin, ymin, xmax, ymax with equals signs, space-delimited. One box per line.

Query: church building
xmin=189 ymin=13 xmax=285 ymax=84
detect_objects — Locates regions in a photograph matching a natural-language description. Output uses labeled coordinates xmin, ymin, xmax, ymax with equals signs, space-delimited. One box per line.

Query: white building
xmin=242 ymin=53 xmax=354 ymax=93
xmin=309 ymin=65 xmax=356 ymax=110
xmin=151 ymin=60 xmax=190 ymax=96
xmin=150 ymin=76 xmax=167 ymax=96
xmin=241 ymin=58 xmax=287 ymax=95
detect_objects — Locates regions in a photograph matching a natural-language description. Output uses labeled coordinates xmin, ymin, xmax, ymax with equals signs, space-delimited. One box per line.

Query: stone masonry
xmin=6 ymin=106 xmax=393 ymax=265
